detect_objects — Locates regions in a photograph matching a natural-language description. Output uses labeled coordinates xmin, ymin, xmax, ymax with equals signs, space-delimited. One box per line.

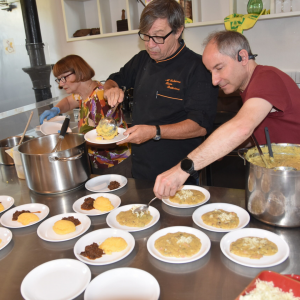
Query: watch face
xmin=181 ymin=158 xmax=193 ymax=171
xmin=153 ymin=135 xmax=161 ymax=141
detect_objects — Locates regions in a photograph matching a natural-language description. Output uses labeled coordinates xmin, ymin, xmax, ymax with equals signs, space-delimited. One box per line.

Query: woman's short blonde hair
xmin=53 ymin=55 xmax=95 ymax=82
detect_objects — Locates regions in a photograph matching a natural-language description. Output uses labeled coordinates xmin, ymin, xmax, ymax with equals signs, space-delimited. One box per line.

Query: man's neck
xmin=239 ymin=62 xmax=258 ymax=93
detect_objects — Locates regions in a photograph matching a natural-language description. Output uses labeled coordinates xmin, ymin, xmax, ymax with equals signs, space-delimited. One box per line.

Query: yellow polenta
xmin=201 ymin=209 xmax=239 ymax=229
xmin=93 ymin=197 xmax=114 ymax=212
xmin=99 ymin=237 xmax=128 ymax=254
xmin=96 ymin=121 xmax=118 ymax=140
xmin=0 ymin=203 xmax=4 ymax=212
xmin=230 ymin=237 xmax=278 ymax=259
xmin=53 ymin=220 xmax=76 ymax=235
xmin=116 ymin=209 xmax=153 ymax=227
xmin=170 ymin=189 xmax=205 ymax=205
xmin=17 ymin=213 xmax=39 ymax=225
xmin=155 ymin=232 xmax=201 ymax=258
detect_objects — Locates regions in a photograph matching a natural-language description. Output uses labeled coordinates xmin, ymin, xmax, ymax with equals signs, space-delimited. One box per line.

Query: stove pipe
xmin=20 ymin=0 xmax=52 ymax=102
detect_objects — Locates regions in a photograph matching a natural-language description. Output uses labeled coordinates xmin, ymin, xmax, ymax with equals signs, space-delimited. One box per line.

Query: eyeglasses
xmin=55 ymin=72 xmax=74 ymax=84
xmin=138 ymin=30 xmax=173 ymax=44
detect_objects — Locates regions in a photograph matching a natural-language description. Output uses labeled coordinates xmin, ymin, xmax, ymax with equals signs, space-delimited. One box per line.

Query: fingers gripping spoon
xmin=51 ymin=115 xmax=70 ymax=153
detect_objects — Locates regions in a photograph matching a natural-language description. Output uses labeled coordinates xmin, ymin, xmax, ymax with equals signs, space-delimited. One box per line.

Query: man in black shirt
xmin=104 ymin=0 xmax=218 ymax=183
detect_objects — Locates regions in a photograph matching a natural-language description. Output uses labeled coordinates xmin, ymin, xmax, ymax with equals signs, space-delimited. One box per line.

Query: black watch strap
xmin=181 ymin=157 xmax=198 ymax=179
xmin=153 ymin=125 xmax=161 ymax=140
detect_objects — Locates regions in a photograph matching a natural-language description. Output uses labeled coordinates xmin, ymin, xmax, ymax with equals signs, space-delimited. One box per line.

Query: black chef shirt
xmin=108 ymin=40 xmax=218 ymax=180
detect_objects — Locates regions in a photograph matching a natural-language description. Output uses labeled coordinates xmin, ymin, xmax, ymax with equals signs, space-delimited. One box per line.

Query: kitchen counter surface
xmin=0 ymin=164 xmax=299 ymax=300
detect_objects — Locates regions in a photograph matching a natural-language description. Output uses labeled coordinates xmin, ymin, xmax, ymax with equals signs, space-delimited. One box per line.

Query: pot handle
xmin=49 ymin=150 xmax=83 ymax=162
xmin=237 ymin=148 xmax=248 ymax=165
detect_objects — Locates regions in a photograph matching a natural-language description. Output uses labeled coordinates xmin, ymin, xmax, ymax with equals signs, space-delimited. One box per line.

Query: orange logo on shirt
xmin=165 ymin=79 xmax=181 ymax=91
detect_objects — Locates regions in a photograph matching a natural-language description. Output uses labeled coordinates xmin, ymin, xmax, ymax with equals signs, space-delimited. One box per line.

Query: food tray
xmin=236 ymin=270 xmax=300 ymax=299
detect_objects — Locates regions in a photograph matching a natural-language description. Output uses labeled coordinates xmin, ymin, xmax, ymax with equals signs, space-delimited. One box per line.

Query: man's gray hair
xmin=139 ymin=0 xmax=184 ymax=36
xmin=203 ymin=31 xmax=254 ymax=59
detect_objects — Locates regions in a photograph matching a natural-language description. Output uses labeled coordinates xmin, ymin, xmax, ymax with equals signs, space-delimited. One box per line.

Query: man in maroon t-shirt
xmin=153 ymin=30 xmax=300 ymax=199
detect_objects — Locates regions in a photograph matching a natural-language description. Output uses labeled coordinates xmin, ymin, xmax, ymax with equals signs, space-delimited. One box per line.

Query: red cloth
xmin=240 ymin=65 xmax=300 ymax=145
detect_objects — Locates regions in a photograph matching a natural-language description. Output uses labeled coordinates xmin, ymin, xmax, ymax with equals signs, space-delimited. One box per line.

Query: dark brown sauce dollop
xmin=80 ymin=242 xmax=105 ymax=260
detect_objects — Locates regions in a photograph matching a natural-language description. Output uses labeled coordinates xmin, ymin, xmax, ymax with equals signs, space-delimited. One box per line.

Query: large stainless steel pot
xmin=238 ymin=144 xmax=300 ymax=227
xmin=18 ymin=133 xmax=91 ymax=194
xmin=0 ymin=136 xmax=34 ymax=165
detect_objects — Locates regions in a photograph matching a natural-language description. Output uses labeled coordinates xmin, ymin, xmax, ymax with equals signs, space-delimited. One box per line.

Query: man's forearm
xmin=104 ymin=79 xmax=119 ymax=90
xmin=160 ymin=119 xmax=207 ymax=139
xmin=188 ymin=118 xmax=252 ymax=170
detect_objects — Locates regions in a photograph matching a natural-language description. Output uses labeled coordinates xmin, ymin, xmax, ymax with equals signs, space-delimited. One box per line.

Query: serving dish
xmin=236 ymin=270 xmax=300 ymax=299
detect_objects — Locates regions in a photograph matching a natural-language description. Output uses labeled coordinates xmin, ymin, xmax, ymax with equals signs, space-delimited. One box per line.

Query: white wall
xmin=35 ymin=0 xmax=300 ymax=101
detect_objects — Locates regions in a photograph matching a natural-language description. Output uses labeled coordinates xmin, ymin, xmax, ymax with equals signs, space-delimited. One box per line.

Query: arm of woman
xmin=55 ymin=95 xmax=79 ymax=113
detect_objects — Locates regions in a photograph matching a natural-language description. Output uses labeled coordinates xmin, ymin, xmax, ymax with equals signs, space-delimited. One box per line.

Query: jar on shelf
xmin=247 ymin=0 xmax=263 ymax=14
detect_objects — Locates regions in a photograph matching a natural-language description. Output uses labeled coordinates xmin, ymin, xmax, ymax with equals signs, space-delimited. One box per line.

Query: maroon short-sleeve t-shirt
xmin=240 ymin=65 xmax=300 ymax=145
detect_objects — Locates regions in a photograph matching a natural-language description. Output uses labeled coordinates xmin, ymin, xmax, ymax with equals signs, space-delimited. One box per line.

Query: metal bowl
xmin=0 ymin=136 xmax=35 ymax=165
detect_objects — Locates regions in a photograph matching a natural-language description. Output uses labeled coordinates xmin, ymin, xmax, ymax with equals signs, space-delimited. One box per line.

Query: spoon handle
xmin=264 ymin=127 xmax=274 ymax=160
xmin=147 ymin=197 xmax=157 ymax=208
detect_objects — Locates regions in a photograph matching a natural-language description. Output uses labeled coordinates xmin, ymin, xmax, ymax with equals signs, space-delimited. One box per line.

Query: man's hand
xmin=153 ymin=164 xmax=189 ymax=199
xmin=104 ymin=87 xmax=124 ymax=107
xmin=117 ymin=125 xmax=156 ymax=145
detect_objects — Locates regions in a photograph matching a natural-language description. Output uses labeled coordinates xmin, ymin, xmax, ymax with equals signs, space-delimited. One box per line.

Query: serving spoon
xmin=251 ymin=134 xmax=270 ymax=168
xmin=133 ymin=197 xmax=158 ymax=214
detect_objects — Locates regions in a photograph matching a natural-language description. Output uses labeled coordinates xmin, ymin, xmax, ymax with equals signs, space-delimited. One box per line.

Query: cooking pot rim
xmin=18 ymin=133 xmax=85 ymax=156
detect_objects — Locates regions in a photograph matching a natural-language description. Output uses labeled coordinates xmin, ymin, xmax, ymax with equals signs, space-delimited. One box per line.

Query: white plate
xmin=45 ymin=116 xmax=66 ymax=123
xmin=84 ymin=268 xmax=160 ymax=300
xmin=40 ymin=121 xmax=72 ymax=135
xmin=0 ymin=195 xmax=14 ymax=214
xmin=0 ymin=203 xmax=49 ymax=228
xmin=106 ymin=204 xmax=160 ymax=232
xmin=21 ymin=258 xmax=91 ymax=300
xmin=162 ymin=185 xmax=210 ymax=208
xmin=84 ymin=128 xmax=128 ymax=144
xmin=0 ymin=227 xmax=12 ymax=250
xmin=220 ymin=228 xmax=290 ymax=268
xmin=85 ymin=174 xmax=127 ymax=193
xmin=147 ymin=226 xmax=211 ymax=264
xmin=74 ymin=228 xmax=135 ymax=265
xmin=73 ymin=193 xmax=121 ymax=216
xmin=192 ymin=203 xmax=250 ymax=232
xmin=37 ymin=213 xmax=91 ymax=242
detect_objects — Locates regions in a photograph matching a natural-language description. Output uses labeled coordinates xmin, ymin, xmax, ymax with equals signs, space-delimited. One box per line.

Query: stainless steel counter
xmin=0 ymin=164 xmax=299 ymax=300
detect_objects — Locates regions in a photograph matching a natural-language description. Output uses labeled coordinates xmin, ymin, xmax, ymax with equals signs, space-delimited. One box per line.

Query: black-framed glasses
xmin=138 ymin=30 xmax=173 ymax=44
xmin=55 ymin=72 xmax=74 ymax=84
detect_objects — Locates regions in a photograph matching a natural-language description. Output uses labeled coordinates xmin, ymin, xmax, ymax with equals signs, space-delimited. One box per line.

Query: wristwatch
xmin=180 ymin=157 xmax=198 ymax=178
xmin=153 ymin=125 xmax=161 ymax=141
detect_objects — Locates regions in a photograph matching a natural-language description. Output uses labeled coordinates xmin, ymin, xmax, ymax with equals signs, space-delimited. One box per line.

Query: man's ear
xmin=238 ymin=49 xmax=250 ymax=65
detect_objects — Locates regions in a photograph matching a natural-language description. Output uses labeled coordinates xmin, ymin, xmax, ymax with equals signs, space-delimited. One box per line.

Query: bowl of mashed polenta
xmin=163 ymin=185 xmax=210 ymax=208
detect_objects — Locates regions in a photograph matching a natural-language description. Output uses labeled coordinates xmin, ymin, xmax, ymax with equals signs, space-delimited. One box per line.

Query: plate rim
xmin=147 ymin=225 xmax=211 ymax=264
xmin=40 ymin=121 xmax=72 ymax=135
xmin=220 ymin=228 xmax=290 ymax=268
xmin=37 ymin=212 xmax=91 ymax=242
xmin=85 ymin=174 xmax=128 ymax=193
xmin=0 ymin=203 xmax=50 ymax=228
xmin=21 ymin=258 xmax=91 ymax=300
xmin=192 ymin=202 xmax=250 ymax=232
xmin=72 ymin=193 xmax=121 ymax=216
xmin=0 ymin=227 xmax=13 ymax=250
xmin=106 ymin=204 xmax=160 ymax=232
xmin=162 ymin=185 xmax=210 ymax=208
xmin=73 ymin=228 xmax=135 ymax=266
xmin=84 ymin=128 xmax=128 ymax=145
xmin=84 ymin=267 xmax=160 ymax=300
xmin=0 ymin=195 xmax=15 ymax=214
